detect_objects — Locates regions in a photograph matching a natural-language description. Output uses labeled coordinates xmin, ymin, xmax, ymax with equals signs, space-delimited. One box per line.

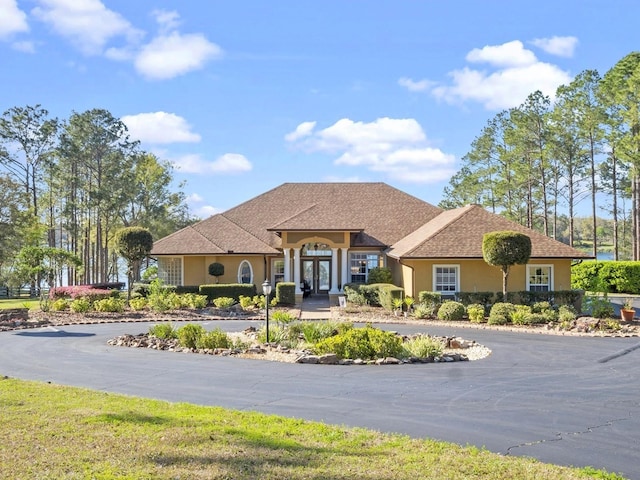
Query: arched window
xmin=238 ymin=260 xmax=253 ymax=284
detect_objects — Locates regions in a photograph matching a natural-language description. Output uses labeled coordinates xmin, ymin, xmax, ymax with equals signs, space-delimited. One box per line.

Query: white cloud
xmin=134 ymin=31 xmax=222 ymax=80
xmin=398 ymin=77 xmax=434 ymax=92
xmin=466 ymin=40 xmax=537 ymax=67
xmin=0 ymin=0 xmax=28 ymax=38
xmin=12 ymin=40 xmax=35 ymax=53
xmin=152 ymin=9 xmax=181 ymax=33
xmin=32 ymin=0 xmax=142 ymax=55
xmin=173 ymin=153 xmax=252 ymax=175
xmin=287 ymin=117 xmax=455 ymax=184
xmin=423 ymin=40 xmax=572 ymax=110
xmin=186 ymin=193 xmax=221 ymax=219
xmin=284 ymin=121 xmax=316 ymax=142
xmin=121 ymin=112 xmax=201 ymax=144
xmin=530 ymin=36 xmax=578 ymax=57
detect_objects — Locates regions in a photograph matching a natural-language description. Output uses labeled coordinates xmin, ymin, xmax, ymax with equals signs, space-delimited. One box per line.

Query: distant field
xmin=0 ymin=299 xmax=40 ymax=310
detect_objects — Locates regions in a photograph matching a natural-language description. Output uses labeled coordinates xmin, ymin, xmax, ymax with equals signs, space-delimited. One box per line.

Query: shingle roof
xmin=387 ymin=204 xmax=592 ymax=259
xmin=152 ymin=182 xmax=443 ymax=255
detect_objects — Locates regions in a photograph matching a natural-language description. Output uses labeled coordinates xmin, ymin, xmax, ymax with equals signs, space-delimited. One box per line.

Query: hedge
xmin=378 ymin=285 xmax=404 ymax=311
xmin=199 ymin=283 xmax=257 ymax=302
xmin=276 ymin=282 xmax=296 ymax=305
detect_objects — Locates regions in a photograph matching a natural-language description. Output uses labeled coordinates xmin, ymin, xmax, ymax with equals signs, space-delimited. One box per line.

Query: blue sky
xmin=1 ymin=1 xmax=638 ymax=218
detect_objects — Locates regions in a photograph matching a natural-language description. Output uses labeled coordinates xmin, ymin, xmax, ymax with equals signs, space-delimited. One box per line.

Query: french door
xmin=302 ymin=258 xmax=331 ymax=294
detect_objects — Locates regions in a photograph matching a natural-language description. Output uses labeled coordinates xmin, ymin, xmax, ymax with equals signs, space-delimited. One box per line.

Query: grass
xmin=0 ymin=298 xmax=40 ymax=310
xmin=0 ymin=377 xmax=625 ymax=479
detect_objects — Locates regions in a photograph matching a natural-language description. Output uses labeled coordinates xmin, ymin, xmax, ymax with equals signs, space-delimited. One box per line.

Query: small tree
xmin=114 ymin=227 xmax=153 ymax=302
xmin=208 ymin=262 xmax=225 ymax=283
xmin=482 ymin=231 xmax=531 ymax=298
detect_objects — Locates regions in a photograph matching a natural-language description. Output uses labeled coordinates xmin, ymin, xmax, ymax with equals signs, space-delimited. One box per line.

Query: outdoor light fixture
xmin=262 ymin=279 xmax=272 ymax=342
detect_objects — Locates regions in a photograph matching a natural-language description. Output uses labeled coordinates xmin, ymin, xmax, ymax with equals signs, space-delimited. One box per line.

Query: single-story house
xmin=151 ymin=182 xmax=591 ymax=303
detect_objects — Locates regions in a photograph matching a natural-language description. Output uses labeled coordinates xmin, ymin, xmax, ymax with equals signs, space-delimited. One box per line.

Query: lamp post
xmin=262 ymin=279 xmax=272 ymax=343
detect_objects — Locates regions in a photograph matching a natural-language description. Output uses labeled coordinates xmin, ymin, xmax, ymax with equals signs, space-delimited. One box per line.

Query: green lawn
xmin=0 ymin=298 xmax=40 ymax=310
xmin=0 ymin=378 xmax=625 ymax=479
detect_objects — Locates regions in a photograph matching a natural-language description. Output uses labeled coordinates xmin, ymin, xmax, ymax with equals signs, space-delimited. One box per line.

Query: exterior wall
xmin=397 ymin=258 xmax=573 ymax=297
xmin=171 ymin=255 xmax=268 ymax=286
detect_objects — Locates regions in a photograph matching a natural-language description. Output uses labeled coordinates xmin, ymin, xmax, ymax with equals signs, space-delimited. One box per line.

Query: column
xmin=283 ymin=248 xmax=291 ymax=282
xmin=330 ymin=248 xmax=339 ymax=294
xmin=341 ymin=247 xmax=349 ymax=292
xmin=294 ymin=248 xmax=301 ymax=293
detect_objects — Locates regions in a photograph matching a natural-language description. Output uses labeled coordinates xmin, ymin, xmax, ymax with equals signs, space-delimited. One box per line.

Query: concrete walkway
xmin=299 ymin=295 xmax=332 ymax=319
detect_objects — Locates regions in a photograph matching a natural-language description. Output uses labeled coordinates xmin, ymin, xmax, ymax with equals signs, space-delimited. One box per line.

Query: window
xmin=527 ymin=265 xmax=553 ymax=292
xmin=238 ymin=260 xmax=253 ymax=284
xmin=272 ymin=259 xmax=285 ymax=285
xmin=302 ymin=243 xmax=332 ymax=256
xmin=349 ymin=253 xmax=382 ymax=283
xmin=433 ymin=265 xmax=459 ymax=294
xmin=158 ymin=257 xmax=182 ymax=286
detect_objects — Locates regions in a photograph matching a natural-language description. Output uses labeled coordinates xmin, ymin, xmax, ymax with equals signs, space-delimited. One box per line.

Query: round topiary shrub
xmin=488 ymin=302 xmax=516 ymax=325
xmin=437 ymin=301 xmax=466 ymax=321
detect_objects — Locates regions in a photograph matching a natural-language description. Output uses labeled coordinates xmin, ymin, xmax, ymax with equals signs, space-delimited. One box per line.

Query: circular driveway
xmin=2 ymin=320 xmax=639 ymax=478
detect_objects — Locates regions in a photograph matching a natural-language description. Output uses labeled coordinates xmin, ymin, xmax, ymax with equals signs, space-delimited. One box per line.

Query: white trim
xmin=272 ymin=258 xmax=285 ymax=286
xmin=526 ymin=264 xmax=554 ymax=291
xmin=432 ymin=264 xmax=460 ymax=294
xmin=237 ymin=260 xmax=254 ymax=284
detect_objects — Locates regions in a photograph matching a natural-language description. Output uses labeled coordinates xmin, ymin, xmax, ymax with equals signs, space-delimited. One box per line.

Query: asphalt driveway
xmin=1 ymin=320 xmax=639 ymax=479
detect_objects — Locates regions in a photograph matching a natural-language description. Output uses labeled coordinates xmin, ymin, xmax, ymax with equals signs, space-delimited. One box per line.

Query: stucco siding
xmin=398 ymin=258 xmax=574 ymax=297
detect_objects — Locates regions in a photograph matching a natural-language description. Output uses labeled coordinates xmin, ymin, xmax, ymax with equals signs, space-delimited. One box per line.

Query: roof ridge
xmin=269 ymin=203 xmax=319 ymax=229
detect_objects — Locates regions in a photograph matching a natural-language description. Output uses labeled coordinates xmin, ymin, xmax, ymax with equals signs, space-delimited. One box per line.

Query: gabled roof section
xmin=151 ymin=214 xmax=279 ymax=255
xmin=152 ymin=182 xmax=445 ymax=255
xmin=387 ymin=204 xmax=592 ymax=259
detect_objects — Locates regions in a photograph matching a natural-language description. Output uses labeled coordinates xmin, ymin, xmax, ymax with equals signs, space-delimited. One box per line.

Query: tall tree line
xmin=440 ymin=53 xmax=640 ymax=260
xmin=0 ymin=105 xmax=195 ymax=287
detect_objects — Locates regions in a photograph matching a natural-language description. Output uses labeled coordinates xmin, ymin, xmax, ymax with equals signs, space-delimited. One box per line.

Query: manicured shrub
xmin=70 ymin=297 xmax=91 ymax=313
xmin=466 ymin=303 xmax=486 ymax=323
xmin=437 ymin=301 xmax=466 ymax=321
xmin=290 ymin=321 xmax=342 ymax=344
xmin=239 ymin=295 xmax=255 ymax=309
xmin=558 ymin=304 xmax=577 ymax=323
xmin=275 ymin=282 xmax=296 ymax=306
xmin=457 ymin=291 xmax=494 ymax=306
xmin=199 ymin=284 xmax=257 ymax=302
xmin=196 ymin=328 xmax=231 ymax=349
xmin=180 ymin=293 xmax=208 ymax=309
xmin=93 ymin=297 xmax=125 ymax=313
xmin=412 ymin=302 xmax=437 ymax=319
xmin=208 ymin=262 xmax=224 ymax=282
xmin=417 ymin=291 xmax=442 ymax=315
xmin=148 ymin=323 xmax=177 ymax=339
xmin=213 ymin=296 xmax=236 ymax=309
xmin=177 ymin=324 xmax=205 ymax=349
xmin=511 ymin=305 xmax=533 ymax=325
xmin=51 ymin=298 xmax=69 ymax=311
xmin=378 ymin=285 xmax=404 ymax=311
xmin=313 ymin=325 xmax=403 ymax=360
xmin=488 ymin=302 xmax=516 ymax=325
xmin=403 ymin=335 xmax=444 ymax=359
xmin=129 ymin=297 xmax=147 ymax=311
xmin=366 ymin=267 xmax=393 ymax=284
xmin=343 ymin=285 xmax=367 ymax=306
